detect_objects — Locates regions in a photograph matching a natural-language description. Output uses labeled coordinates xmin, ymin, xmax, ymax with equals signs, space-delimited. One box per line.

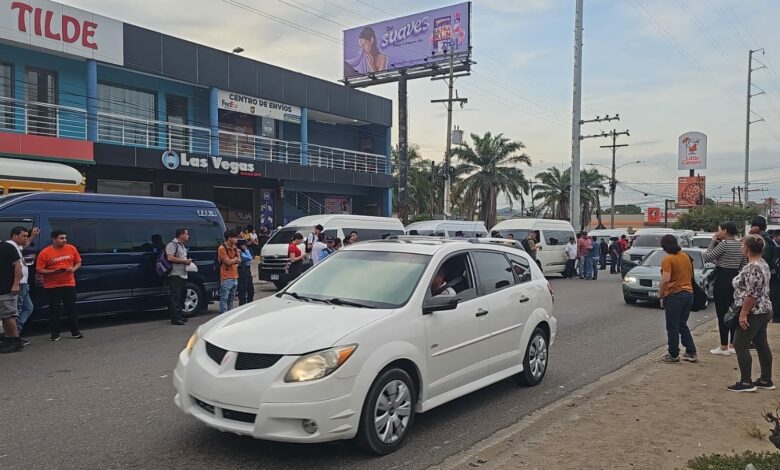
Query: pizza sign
xmin=678 ymin=131 xmax=707 ymax=171
xmin=678 ymin=176 xmax=705 ymax=208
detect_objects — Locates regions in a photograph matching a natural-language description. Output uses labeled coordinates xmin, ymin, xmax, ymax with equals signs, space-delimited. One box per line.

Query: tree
xmin=533 ymin=167 xmax=570 ymax=221
xmin=451 ymin=132 xmax=531 ymax=228
xmin=580 ymin=168 xmax=608 ymax=231
xmin=391 ymin=144 xmax=444 ymax=217
xmin=673 ymin=205 xmax=760 ymax=233
xmin=604 ymin=204 xmax=642 ymax=215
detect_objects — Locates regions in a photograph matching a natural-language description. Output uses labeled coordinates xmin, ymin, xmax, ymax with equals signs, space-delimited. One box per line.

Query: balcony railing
xmin=308 ymin=143 xmax=387 ymax=174
xmin=218 ymin=130 xmax=301 ymax=165
xmin=0 ymin=96 xmax=87 ymax=139
xmin=96 ymin=112 xmax=212 ymax=154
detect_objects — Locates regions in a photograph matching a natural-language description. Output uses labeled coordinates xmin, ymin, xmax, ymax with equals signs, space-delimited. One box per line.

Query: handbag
xmin=689 ymin=256 xmax=708 ymax=312
xmin=724 ymin=305 xmax=741 ymax=329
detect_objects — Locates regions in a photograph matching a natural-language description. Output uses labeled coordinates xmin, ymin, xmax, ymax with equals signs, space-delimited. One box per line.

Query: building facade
xmin=0 ymin=0 xmax=393 ymax=229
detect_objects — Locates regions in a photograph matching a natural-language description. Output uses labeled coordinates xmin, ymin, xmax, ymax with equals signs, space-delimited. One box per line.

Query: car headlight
xmin=184 ymin=328 xmax=201 ymax=356
xmin=284 ymin=345 xmax=357 ymax=383
xmin=623 ymin=276 xmax=638 ymax=285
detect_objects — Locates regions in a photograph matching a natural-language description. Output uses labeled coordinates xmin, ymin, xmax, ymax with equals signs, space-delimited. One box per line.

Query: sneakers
xmin=728 ymin=346 xmax=736 ymax=355
xmin=660 ymin=354 xmax=680 ymax=363
xmin=171 ymin=319 xmax=186 ymax=326
xmin=710 ymin=347 xmax=731 ymax=356
xmin=754 ymin=379 xmax=776 ymax=390
xmin=49 ymin=334 xmax=61 ymax=342
xmin=682 ymin=353 xmax=699 ymax=363
xmin=20 ymin=338 xmax=30 ymax=346
xmin=0 ymin=337 xmax=23 ymax=353
xmin=727 ymin=382 xmax=757 ymax=392
xmin=71 ymin=332 xmax=84 ymax=339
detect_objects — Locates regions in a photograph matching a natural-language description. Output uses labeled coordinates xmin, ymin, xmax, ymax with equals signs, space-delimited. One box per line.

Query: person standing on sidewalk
xmin=705 ymin=221 xmax=744 ymax=356
xmin=564 ymin=237 xmax=577 ymax=278
xmin=166 ymin=228 xmax=192 ymax=326
xmin=599 ymin=238 xmax=608 ymax=271
xmin=218 ymin=230 xmax=241 ymax=313
xmin=750 ymin=217 xmax=780 ymax=323
xmin=0 ymin=235 xmax=22 ymax=353
xmin=7 ymin=226 xmax=38 ymax=343
xmin=658 ymin=234 xmax=697 ymax=363
xmin=36 ymin=230 xmax=83 ymax=341
xmin=236 ymin=239 xmax=254 ymax=306
xmin=588 ymin=236 xmax=600 ymax=280
xmin=577 ymin=233 xmax=592 ymax=279
xmin=618 ymin=235 xmax=629 ymax=272
xmin=609 ymin=238 xmax=621 ymax=274
xmin=727 ymin=234 xmax=775 ymax=392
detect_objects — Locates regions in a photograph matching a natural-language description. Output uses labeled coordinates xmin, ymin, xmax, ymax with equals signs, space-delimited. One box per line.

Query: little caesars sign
xmin=218 ymin=90 xmax=301 ymax=124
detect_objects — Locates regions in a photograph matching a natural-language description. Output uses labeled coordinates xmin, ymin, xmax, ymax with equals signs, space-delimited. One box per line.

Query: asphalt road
xmin=0 ymin=273 xmax=715 ymax=470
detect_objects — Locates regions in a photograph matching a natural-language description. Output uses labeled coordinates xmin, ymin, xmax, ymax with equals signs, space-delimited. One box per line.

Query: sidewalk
xmin=437 ymin=320 xmax=780 ymax=470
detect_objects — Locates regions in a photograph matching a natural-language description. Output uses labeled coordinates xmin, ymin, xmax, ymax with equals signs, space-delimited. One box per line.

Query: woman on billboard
xmin=346 ymin=27 xmax=388 ymax=75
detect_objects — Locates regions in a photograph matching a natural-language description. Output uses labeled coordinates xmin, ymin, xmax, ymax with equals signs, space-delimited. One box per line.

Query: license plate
xmin=271 ymin=274 xmax=279 ymax=280
xmin=648 ymin=291 xmax=658 ymax=298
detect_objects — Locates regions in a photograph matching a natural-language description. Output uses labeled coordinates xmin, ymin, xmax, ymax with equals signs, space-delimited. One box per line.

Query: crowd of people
xmin=562 ymin=233 xmax=630 ymax=280
xmin=660 ymin=215 xmax=778 ymax=393
xmin=285 ymin=224 xmax=357 ymax=279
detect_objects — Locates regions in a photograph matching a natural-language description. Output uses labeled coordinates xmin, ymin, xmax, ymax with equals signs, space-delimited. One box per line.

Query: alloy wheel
xmin=528 ymin=335 xmax=548 ymax=379
xmin=183 ymin=288 xmax=199 ymax=313
xmin=373 ymin=379 xmax=412 ymax=444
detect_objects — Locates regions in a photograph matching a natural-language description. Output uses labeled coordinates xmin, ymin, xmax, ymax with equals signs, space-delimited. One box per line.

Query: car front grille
xmin=630 ymin=254 xmax=644 ymax=261
xmin=205 ymin=341 xmax=228 ymax=365
xmin=222 ymin=409 xmax=257 ymax=424
xmin=260 ymin=257 xmax=289 ymax=271
xmin=235 ymin=353 xmax=283 ymax=371
xmin=639 ymin=279 xmax=653 ymax=287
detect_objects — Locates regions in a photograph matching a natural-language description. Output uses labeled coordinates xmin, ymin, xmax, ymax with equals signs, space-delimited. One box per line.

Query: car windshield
xmin=641 ymin=250 xmax=704 ymax=269
xmin=691 ymin=238 xmax=710 ymax=249
xmin=284 ymin=250 xmax=431 ymax=308
xmin=632 ymin=234 xmax=669 ymax=247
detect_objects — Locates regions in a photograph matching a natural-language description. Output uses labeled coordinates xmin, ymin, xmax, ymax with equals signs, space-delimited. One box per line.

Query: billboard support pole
xmin=398 ymin=74 xmax=409 ymax=225
xmin=570 ymin=0 xmax=584 ymax=230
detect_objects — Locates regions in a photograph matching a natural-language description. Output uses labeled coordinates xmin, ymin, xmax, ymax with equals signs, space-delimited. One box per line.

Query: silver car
xmin=622 ymin=248 xmax=714 ymax=305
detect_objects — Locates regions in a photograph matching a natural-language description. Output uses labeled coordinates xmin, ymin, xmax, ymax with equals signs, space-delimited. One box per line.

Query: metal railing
xmin=293 ymin=191 xmax=326 ymax=215
xmin=218 ymin=130 xmax=302 ymax=165
xmin=308 ymin=143 xmax=387 ymax=174
xmin=96 ymin=112 xmax=212 ymax=153
xmin=0 ymin=96 xmax=87 ymax=139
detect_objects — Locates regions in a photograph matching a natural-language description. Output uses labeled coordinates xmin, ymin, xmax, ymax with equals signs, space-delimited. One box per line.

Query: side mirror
xmin=423 ymin=296 xmax=459 ymax=315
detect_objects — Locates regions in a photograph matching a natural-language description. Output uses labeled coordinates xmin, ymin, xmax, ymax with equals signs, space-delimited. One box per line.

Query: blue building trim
xmin=209 ymin=87 xmax=219 ymax=156
xmin=300 ymin=107 xmax=308 ymax=165
xmin=86 ymin=60 xmax=97 ymax=141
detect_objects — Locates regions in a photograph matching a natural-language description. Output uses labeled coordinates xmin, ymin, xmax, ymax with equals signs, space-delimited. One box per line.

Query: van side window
xmin=344 ymin=228 xmax=404 ymax=240
xmin=544 ymin=230 xmax=574 ymax=246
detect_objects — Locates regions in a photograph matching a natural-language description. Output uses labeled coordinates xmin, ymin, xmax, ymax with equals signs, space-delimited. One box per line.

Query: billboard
xmin=678 ymin=176 xmax=706 ymax=208
xmin=343 ymin=2 xmax=471 ymax=79
xmin=678 ymin=131 xmax=707 ymax=171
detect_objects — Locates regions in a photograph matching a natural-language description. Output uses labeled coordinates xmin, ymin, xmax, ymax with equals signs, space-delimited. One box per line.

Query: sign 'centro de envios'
xmin=0 ymin=0 xmax=124 ymax=65
xmin=217 ymin=90 xmax=302 ymax=124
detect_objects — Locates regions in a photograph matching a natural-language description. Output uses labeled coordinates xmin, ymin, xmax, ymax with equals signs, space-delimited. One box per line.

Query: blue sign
xmin=162 ymin=150 xmax=180 ymax=170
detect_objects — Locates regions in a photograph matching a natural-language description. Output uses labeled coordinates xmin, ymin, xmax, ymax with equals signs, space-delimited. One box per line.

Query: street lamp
xmin=587 ymin=160 xmax=644 ymax=229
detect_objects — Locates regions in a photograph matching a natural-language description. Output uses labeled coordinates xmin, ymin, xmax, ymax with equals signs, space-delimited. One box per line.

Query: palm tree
xmin=451 ymin=132 xmax=531 ymax=228
xmin=533 ymin=167 xmax=570 ymax=220
xmin=580 ymin=168 xmax=608 ymax=230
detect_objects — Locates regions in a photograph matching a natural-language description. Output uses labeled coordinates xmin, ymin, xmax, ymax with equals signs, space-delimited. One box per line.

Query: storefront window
xmin=97 ymin=83 xmax=157 ymax=146
xmin=214 ymin=186 xmax=254 ymax=229
xmin=97 ymin=179 xmax=153 ymax=196
xmin=219 ymin=109 xmax=256 ymax=157
xmin=0 ymin=62 xmax=13 ymax=130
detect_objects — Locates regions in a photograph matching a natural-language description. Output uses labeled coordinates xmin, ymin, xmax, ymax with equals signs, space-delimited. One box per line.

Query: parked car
xmin=691 ymin=233 xmax=715 ymax=249
xmin=490 ymin=218 xmax=576 ymax=275
xmin=260 ymin=214 xmax=405 ymax=289
xmin=405 ymin=220 xmax=488 ymax=238
xmin=0 ymin=192 xmax=225 ymax=320
xmin=621 ymin=229 xmax=692 ymax=277
xmin=174 ymin=237 xmax=557 ymax=454
xmin=622 ymin=248 xmax=714 ymax=305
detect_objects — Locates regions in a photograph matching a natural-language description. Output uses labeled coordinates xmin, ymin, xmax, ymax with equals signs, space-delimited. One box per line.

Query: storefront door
xmin=25 ymin=68 xmax=57 ymax=136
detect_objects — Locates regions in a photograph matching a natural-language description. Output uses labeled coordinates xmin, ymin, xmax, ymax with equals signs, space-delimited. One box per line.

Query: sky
xmin=64 ymin=0 xmax=780 ymax=209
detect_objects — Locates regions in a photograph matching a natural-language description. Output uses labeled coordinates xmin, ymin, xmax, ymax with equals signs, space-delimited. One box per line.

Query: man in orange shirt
xmin=36 ymin=230 xmax=83 ymax=341
xmin=218 ymin=230 xmax=240 ymax=313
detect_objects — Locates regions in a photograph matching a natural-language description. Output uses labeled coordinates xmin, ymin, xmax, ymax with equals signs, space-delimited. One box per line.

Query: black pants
xmin=609 ymin=253 xmax=618 ymax=273
xmin=238 ymin=266 xmax=254 ymax=305
xmin=564 ymin=259 xmax=576 ymax=278
xmin=46 ymin=287 xmax=79 ymax=337
xmin=771 ymin=276 xmax=780 ymax=322
xmin=169 ymin=276 xmax=186 ymax=322
xmin=599 ymin=253 xmax=607 ymax=270
xmin=734 ymin=312 xmax=772 ymax=383
xmin=713 ymin=268 xmax=738 ymax=346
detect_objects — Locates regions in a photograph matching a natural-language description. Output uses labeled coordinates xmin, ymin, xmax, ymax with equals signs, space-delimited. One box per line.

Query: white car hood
xmin=202 ymin=296 xmax=391 ymax=355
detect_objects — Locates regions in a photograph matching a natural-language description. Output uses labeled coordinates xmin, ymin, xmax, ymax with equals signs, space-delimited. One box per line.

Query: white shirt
xmin=311 ymin=241 xmax=329 ymax=265
xmin=564 ymin=242 xmax=578 ymax=260
xmin=6 ymin=239 xmax=28 ymax=284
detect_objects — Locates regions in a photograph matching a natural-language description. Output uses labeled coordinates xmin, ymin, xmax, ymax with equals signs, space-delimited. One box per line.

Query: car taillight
xmin=547 ymin=282 xmax=555 ymax=303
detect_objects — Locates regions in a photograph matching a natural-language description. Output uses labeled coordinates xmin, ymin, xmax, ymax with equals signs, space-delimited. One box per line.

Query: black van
xmin=0 ymin=193 xmax=226 ymax=321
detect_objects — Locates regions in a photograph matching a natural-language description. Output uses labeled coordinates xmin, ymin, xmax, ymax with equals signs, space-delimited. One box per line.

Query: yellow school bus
xmin=0 ymin=157 xmax=85 ymax=194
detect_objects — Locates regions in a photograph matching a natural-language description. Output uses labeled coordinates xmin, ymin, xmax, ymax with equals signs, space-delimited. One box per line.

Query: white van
xmin=405 ymin=220 xmax=488 ymax=238
xmin=588 ymin=228 xmax=629 ymax=244
xmin=490 ymin=218 xmax=576 ymax=275
xmin=260 ymin=214 xmax=405 ymax=289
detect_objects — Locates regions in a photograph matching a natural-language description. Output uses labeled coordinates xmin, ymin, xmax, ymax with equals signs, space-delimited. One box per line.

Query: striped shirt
xmin=705 ymin=238 xmax=745 ymax=269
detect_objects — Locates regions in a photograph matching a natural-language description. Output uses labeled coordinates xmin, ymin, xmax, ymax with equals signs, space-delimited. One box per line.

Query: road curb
xmin=429 ymin=316 xmax=719 ymax=470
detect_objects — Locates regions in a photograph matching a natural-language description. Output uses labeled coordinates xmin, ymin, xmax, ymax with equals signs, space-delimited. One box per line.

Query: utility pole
xmin=744 ymin=48 xmax=766 ymax=207
xmin=430 ymin=160 xmax=435 ymax=219
xmin=570 ymin=0 xmax=584 ymax=229
xmin=398 ymin=74 xmax=409 ymax=225
xmin=431 ymin=49 xmax=468 ymax=219
xmin=737 ymin=186 xmax=743 ymax=206
xmin=599 ymin=129 xmax=630 ymax=229
xmin=580 ymin=114 xmax=621 ymax=230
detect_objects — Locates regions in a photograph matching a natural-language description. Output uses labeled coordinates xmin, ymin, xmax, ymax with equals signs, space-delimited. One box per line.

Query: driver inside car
xmin=431 ymin=267 xmax=457 ymax=298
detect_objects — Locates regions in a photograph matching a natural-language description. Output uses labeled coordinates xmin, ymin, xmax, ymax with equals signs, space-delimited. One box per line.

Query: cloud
xmin=480 ymin=0 xmax=556 ymax=14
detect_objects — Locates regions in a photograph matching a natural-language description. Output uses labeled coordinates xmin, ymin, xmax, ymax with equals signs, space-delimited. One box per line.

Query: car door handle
xmin=519 ymin=296 xmax=530 ymax=303
xmin=475 ymin=308 xmax=489 ymax=317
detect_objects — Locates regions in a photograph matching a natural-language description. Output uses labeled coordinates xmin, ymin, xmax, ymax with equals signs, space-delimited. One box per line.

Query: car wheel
xmin=515 ymin=327 xmax=549 ymax=387
xmin=182 ymin=282 xmax=205 ymax=316
xmin=273 ymin=281 xmax=288 ymax=290
xmin=357 ymin=368 xmax=416 ymax=455
xmin=623 ymin=295 xmax=637 ymax=305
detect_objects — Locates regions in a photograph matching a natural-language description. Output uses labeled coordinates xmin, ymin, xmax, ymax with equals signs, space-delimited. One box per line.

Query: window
xmin=472 ymin=251 xmax=515 ymax=295
xmin=0 ymin=219 xmax=34 ymax=247
xmin=495 ymin=229 xmax=529 ymax=241
xmin=97 ymin=83 xmax=156 ymax=146
xmin=543 ymin=230 xmax=574 ymax=246
xmin=344 ymin=228 xmax=405 ymax=241
xmin=267 ymin=227 xmax=304 ymax=245
xmin=508 ymin=254 xmax=532 ymax=283
xmin=25 ymin=68 xmax=57 ymax=136
xmin=0 ymin=62 xmax=13 ymax=129
xmin=430 ymin=253 xmax=477 ymax=302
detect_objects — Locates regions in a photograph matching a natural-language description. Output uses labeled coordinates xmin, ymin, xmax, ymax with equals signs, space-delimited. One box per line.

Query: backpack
xmin=214 ymin=243 xmax=225 ymax=274
xmin=156 ymin=242 xmax=178 ymax=277
xmin=760 ymin=233 xmax=780 ymax=276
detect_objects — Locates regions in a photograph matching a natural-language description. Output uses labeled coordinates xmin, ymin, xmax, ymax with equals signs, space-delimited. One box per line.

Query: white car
xmin=174 ymin=237 xmax=557 ymax=454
